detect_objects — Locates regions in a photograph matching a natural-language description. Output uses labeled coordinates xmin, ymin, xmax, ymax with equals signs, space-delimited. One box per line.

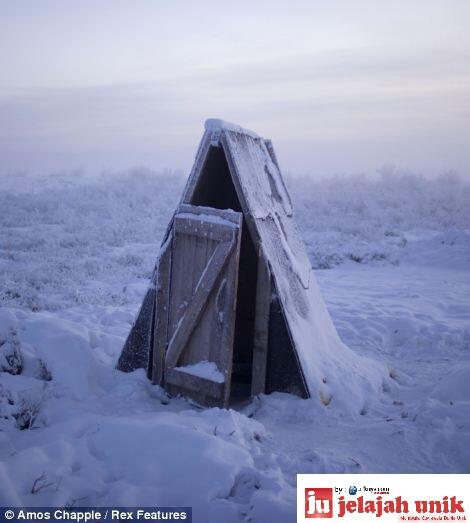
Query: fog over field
xmin=1 ymin=1 xmax=470 ymax=176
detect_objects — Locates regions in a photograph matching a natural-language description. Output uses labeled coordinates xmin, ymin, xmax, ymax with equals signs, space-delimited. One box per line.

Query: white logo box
xmin=297 ymin=474 xmax=470 ymax=522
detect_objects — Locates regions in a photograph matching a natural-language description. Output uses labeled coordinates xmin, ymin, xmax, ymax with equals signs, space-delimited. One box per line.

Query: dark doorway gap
xmin=190 ymin=146 xmax=258 ymax=402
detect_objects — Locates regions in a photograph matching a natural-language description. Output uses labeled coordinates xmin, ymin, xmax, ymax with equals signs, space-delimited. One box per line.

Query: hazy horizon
xmin=1 ymin=1 xmax=469 ymax=178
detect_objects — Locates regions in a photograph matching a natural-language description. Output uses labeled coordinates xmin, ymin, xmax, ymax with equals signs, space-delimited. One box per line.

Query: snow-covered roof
xmin=204 ymin=118 xmax=260 ymax=139
xmin=181 ymin=120 xmax=386 ymax=411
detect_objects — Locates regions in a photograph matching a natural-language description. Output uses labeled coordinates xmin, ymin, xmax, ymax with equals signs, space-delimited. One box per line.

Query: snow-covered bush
xmin=0 ymin=169 xmax=184 ymax=310
xmin=288 ymin=168 xmax=470 ymax=268
xmin=0 ymin=331 xmax=22 ymax=375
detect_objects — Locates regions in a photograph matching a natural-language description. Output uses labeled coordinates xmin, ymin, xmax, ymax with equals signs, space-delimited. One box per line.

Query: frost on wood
xmin=117 ymin=270 xmax=156 ymax=374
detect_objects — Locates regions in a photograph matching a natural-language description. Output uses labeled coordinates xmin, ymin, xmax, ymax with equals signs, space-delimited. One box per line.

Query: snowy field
xmin=1 ymin=169 xmax=469 ymax=521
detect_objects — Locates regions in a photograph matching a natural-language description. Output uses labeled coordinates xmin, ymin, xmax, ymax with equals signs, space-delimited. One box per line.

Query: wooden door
xmin=153 ymin=204 xmax=242 ymax=407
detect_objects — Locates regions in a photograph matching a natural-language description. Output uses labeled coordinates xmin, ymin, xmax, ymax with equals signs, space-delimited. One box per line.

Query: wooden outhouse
xmin=117 ymin=119 xmax=374 ymax=409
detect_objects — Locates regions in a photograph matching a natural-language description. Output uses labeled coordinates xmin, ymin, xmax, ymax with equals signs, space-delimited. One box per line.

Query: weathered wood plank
xmin=168 ymin=228 xmax=184 ymax=338
xmin=165 ymin=238 xmax=235 ymax=368
xmin=251 ymin=250 xmax=271 ymax=395
xmin=178 ymin=203 xmax=241 ymax=225
xmin=207 ymin=275 xmax=225 ymax=364
xmin=180 ymin=234 xmax=213 ymax=366
xmin=165 ymin=367 xmax=224 ymax=399
xmin=217 ymin=212 xmax=242 ymax=407
xmin=151 ymin=238 xmax=172 ymax=384
xmin=174 ymin=215 xmax=235 ymax=242
xmin=219 ymin=133 xmax=262 ymax=248
xmin=117 ymin=283 xmax=156 ymax=373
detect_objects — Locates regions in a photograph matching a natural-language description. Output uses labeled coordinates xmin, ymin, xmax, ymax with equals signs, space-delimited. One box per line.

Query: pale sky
xmin=1 ymin=1 xmax=469 ymax=177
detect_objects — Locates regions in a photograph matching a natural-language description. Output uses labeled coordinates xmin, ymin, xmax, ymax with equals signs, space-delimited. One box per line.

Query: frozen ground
xmin=1 ymin=169 xmax=469 ymax=521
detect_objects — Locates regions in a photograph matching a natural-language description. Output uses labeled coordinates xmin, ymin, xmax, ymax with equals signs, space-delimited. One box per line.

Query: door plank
xmin=174 ymin=215 xmax=235 ymax=242
xmin=151 ymin=237 xmax=172 ymax=384
xmin=180 ymin=235 xmax=214 ymax=367
xmin=178 ymin=203 xmax=241 ymax=225
xmin=165 ymin=367 xmax=224 ymax=399
xmin=216 ymin=215 xmax=242 ymax=406
xmin=165 ymin=237 xmax=235 ymax=368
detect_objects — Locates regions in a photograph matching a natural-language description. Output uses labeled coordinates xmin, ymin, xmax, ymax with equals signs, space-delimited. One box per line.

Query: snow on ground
xmin=1 ymin=169 xmax=469 ymax=520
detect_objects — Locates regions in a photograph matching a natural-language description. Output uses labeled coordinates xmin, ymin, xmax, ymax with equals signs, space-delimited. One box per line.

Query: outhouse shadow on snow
xmin=189 ymin=145 xmax=258 ymax=403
